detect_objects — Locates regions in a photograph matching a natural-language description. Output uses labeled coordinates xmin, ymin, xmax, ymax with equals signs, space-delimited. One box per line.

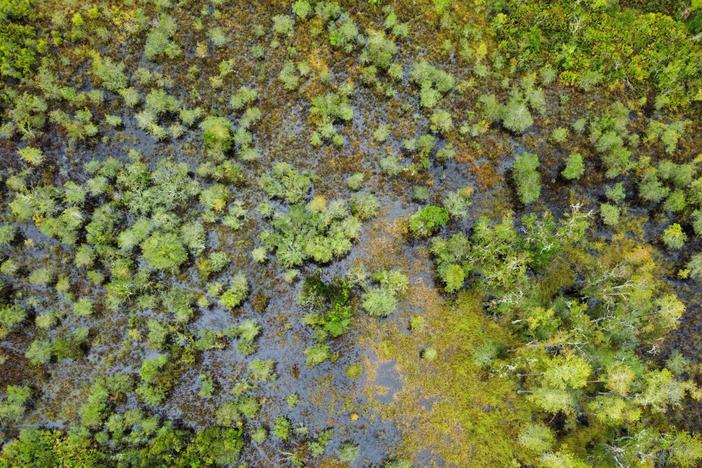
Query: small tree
xmin=513 ymin=152 xmax=541 ymax=204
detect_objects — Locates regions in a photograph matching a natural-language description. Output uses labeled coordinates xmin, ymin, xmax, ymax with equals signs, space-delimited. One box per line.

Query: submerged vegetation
xmin=1 ymin=0 xmax=702 ymax=465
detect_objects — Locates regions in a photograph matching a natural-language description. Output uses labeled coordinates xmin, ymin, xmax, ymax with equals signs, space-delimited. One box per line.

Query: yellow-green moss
xmin=360 ymin=284 xmax=532 ymax=466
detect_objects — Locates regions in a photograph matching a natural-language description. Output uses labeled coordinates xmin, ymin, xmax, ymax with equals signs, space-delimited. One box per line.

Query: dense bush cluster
xmin=431 ymin=208 xmax=702 ymax=465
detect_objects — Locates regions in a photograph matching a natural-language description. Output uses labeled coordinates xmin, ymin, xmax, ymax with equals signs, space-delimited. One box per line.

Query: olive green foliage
xmin=431 ymin=209 xmax=589 ymax=297
xmin=512 ymin=152 xmax=541 ymax=204
xmin=495 ymin=1 xmax=702 ymax=109
xmin=91 ymin=54 xmax=127 ymax=92
xmin=220 ymin=273 xmax=249 ymax=310
xmin=0 ymin=303 xmax=25 ymax=338
xmin=589 ymin=102 xmax=633 ymax=178
xmin=300 ymin=274 xmax=352 ymax=341
xmin=431 ymin=208 xmax=702 ymax=466
xmin=144 ymin=14 xmax=180 ymax=61
xmin=480 ymin=78 xmax=545 ymax=134
xmin=663 ymin=223 xmax=687 ymax=250
xmin=0 ymin=0 xmax=42 ymax=79
xmin=258 ymin=162 xmax=311 ymax=204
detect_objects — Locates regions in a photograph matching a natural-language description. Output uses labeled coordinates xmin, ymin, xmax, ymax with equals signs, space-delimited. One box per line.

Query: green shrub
xmin=230 ymin=86 xmax=258 ymax=111
xmin=639 ymin=171 xmax=670 ymax=203
xmin=346 ymin=172 xmax=364 ymax=190
xmin=201 ymin=116 xmax=233 ymax=156
xmin=91 ymin=54 xmax=127 ymax=92
xmin=443 ymin=188 xmax=472 ymax=220
xmin=293 ymin=0 xmax=311 ymax=18
xmin=305 ymin=343 xmax=332 ymax=366
xmin=429 ymin=109 xmax=453 ymax=134
xmin=0 ymin=224 xmax=16 ymax=246
xmin=145 ymin=15 xmax=180 ymax=61
xmin=73 ymin=298 xmax=94 ymax=317
xmin=258 ymin=162 xmax=311 ymax=204
xmin=220 ymin=273 xmax=249 ymax=310
xmin=361 ymin=269 xmax=409 ymax=317
xmin=409 ymin=205 xmax=449 ymax=238
xmin=501 ymin=95 xmax=533 ymax=133
xmin=248 ymin=359 xmax=276 ymax=382
xmin=272 ymin=14 xmax=294 ymax=36
xmin=0 ymin=303 xmax=25 ymax=338
xmin=272 ymin=416 xmax=291 ymax=440
xmin=141 ymin=231 xmax=188 ymax=271
xmin=0 ymin=0 xmax=41 ymax=79
xmin=410 ymin=60 xmax=455 ymax=108
xmin=17 ymin=146 xmax=43 ymax=165
xmin=0 ymin=384 xmax=31 ymax=425
xmin=329 ymin=17 xmax=359 ymax=52
xmin=208 ymin=27 xmax=227 ymax=47
xmin=310 ymin=92 xmax=353 ymax=146
xmin=600 ymin=203 xmax=620 ymax=227
xmin=551 ymin=127 xmax=569 ymax=143
xmin=662 ymin=223 xmax=687 ymax=250
xmin=512 ymin=152 xmax=541 ymax=204
xmin=663 ymin=189 xmax=687 ymax=213
xmin=605 ymin=183 xmax=626 ymax=204
xmin=561 ymin=153 xmax=584 ymax=180
xmin=350 ymin=192 xmax=379 ymax=220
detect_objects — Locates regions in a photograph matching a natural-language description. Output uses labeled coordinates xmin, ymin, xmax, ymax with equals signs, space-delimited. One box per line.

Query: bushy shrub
xmin=258 ymin=162 xmax=311 ymax=204
xmin=91 ymin=54 xmax=127 ymax=92
xmin=512 ymin=152 xmax=541 ymax=204
xmin=310 ymin=92 xmax=353 ymax=146
xmin=502 ymin=95 xmax=533 ymax=133
xmin=305 ymin=343 xmax=332 ymax=366
xmin=272 ymin=14 xmax=294 ymax=37
xmin=17 ymin=146 xmax=44 ymax=165
xmin=145 ymin=15 xmax=180 ymax=61
xmin=409 ymin=205 xmax=449 ymax=238
xmin=200 ymin=116 xmax=232 ymax=156
xmin=561 ymin=153 xmax=584 ymax=180
xmin=662 ymin=223 xmax=687 ymax=250
xmin=429 ymin=109 xmax=453 ymax=134
xmin=329 ymin=16 xmax=359 ymax=52
xmin=220 ymin=273 xmax=249 ymax=310
xmin=410 ymin=60 xmax=455 ymax=108
xmin=0 ymin=385 xmax=31 ymax=425
xmin=0 ymin=0 xmax=42 ymax=79
xmin=600 ymin=203 xmax=620 ymax=227
xmin=141 ymin=231 xmax=188 ymax=271
xmin=361 ymin=269 xmax=409 ymax=317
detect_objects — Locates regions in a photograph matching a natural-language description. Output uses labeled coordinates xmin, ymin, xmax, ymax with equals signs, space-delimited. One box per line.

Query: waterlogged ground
xmin=2 ymin=0 xmax=702 ymax=466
